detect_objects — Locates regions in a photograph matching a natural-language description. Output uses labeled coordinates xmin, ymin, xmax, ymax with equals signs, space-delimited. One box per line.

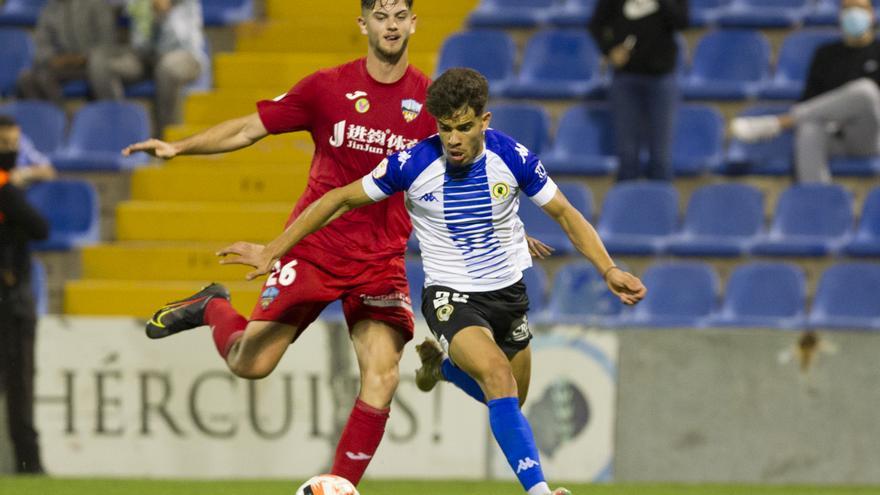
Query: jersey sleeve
xmin=256 ymin=72 xmax=319 ymax=134
xmin=512 ymin=145 xmax=558 ymax=207
xmin=361 ymin=153 xmax=408 ymax=202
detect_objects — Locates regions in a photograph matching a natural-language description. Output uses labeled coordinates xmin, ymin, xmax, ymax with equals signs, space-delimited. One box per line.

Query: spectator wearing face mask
xmin=731 ymin=0 xmax=880 ymax=183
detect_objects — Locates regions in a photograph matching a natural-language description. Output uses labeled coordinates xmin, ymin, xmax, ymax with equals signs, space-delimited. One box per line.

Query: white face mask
xmin=841 ymin=7 xmax=873 ymax=39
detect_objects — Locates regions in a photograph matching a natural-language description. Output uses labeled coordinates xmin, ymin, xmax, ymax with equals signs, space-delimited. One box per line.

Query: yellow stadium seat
xmin=131 ymin=166 xmax=310 ymax=202
xmin=81 ymin=242 xmax=256 ymax=281
xmin=266 ymin=0 xmax=479 ymax=20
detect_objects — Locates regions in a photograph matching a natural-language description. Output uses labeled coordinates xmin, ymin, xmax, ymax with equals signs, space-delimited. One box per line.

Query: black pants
xmin=0 ymin=296 xmax=42 ymax=474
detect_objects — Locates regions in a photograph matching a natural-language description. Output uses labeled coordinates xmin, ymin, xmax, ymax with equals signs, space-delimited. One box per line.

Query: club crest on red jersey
xmin=401 ymin=99 xmax=423 ymax=123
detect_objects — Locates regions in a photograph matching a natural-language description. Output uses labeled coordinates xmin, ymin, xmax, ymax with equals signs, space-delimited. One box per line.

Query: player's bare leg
xmin=223 ymin=320 xmax=299 ymax=379
xmin=330 ymin=319 xmax=405 ymax=485
xmin=509 ymin=346 xmax=532 ymax=406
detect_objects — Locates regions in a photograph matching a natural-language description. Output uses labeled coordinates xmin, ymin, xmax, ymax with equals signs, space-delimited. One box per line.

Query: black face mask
xmin=0 ymin=151 xmax=18 ymax=172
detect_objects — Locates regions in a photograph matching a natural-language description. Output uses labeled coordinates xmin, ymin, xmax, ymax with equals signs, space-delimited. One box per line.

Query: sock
xmin=205 ymin=298 xmax=246 ymax=359
xmin=330 ymin=398 xmax=389 ymax=486
xmin=488 ymin=397 xmax=547 ymax=494
xmin=441 ymin=358 xmax=486 ymax=403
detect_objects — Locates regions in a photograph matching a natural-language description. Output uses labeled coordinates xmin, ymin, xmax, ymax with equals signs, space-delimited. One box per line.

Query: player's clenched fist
xmin=604 ymin=267 xmax=647 ymax=305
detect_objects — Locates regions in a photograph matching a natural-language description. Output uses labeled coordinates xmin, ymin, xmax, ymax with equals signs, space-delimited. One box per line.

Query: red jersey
xmin=256 ymin=58 xmax=435 ymax=268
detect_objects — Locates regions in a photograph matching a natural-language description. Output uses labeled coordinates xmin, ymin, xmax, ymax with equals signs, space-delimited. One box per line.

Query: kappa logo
xmin=346 ymin=90 xmax=368 ymax=100
xmin=345 ymin=452 xmax=373 ymax=461
xmin=419 ymin=193 xmax=437 ymax=202
xmin=398 ymin=150 xmax=412 ymax=168
xmin=515 ymin=142 xmax=530 ymax=164
xmin=515 ymin=457 xmax=540 ymax=474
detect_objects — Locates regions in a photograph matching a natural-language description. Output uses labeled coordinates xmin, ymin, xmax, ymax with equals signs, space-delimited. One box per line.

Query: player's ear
xmin=357 ymin=16 xmax=368 ymax=35
xmin=481 ymin=111 xmax=492 ymax=131
xmin=410 ymin=13 xmax=417 ymax=34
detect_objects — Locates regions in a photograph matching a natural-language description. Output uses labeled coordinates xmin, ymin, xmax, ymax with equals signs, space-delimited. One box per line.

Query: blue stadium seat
xmin=681 ymin=30 xmax=770 ymax=100
xmin=666 ymin=183 xmax=764 ymax=256
xmin=803 ymin=0 xmax=839 ymax=26
xmin=0 ymin=28 xmax=33 ymax=96
xmin=518 ymin=181 xmax=593 ymax=255
xmin=436 ymin=30 xmax=516 ymax=96
xmin=0 ymin=0 xmax=46 ymax=26
xmin=548 ymin=0 xmax=595 ymax=27
xmin=25 ymin=179 xmax=100 ymax=251
xmin=0 ymin=100 xmax=66 ymax=154
xmin=202 ymin=0 xmax=253 ymax=26
xmin=406 ymin=259 xmax=426 ymax=311
xmin=31 ymin=257 xmax=47 ymax=315
xmin=709 ymin=262 xmax=806 ymax=329
xmin=546 ymin=261 xmax=624 ymax=326
xmin=723 ymin=104 xmax=793 ymax=175
xmin=760 ymin=30 xmax=839 ymax=100
xmin=52 ymin=102 xmax=150 ymax=171
xmin=843 ymin=187 xmax=880 ymax=256
xmin=689 ymin=0 xmax=733 ymax=26
xmin=808 ymin=263 xmax=880 ymax=330
xmin=468 ymin=0 xmax=553 ymax=28
xmin=488 ymin=103 xmax=551 ymax=154
xmin=523 ymin=263 xmax=549 ymax=322
xmin=542 ymin=105 xmax=616 ymax=176
xmin=596 ymin=182 xmax=678 ymax=255
xmin=751 ymin=184 xmax=853 ymax=256
xmin=671 ymin=104 xmax=724 ymax=176
xmin=506 ymin=30 xmax=603 ymax=100
xmin=622 ymin=261 xmax=718 ymax=328
xmin=828 ymin=156 xmax=880 ymax=176
xmin=716 ymin=0 xmax=809 ymax=28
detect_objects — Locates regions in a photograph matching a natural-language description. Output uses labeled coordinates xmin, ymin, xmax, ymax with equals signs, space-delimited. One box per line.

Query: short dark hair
xmin=361 ymin=0 xmax=413 ymax=11
xmin=0 ymin=115 xmax=17 ymax=129
xmin=425 ymin=68 xmax=489 ymax=120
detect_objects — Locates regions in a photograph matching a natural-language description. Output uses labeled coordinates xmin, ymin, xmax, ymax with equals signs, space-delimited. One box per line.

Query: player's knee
xmin=361 ymin=366 xmax=400 ymax=395
xmin=229 ymin=359 xmax=273 ymax=380
xmin=478 ymin=365 xmax=517 ymax=399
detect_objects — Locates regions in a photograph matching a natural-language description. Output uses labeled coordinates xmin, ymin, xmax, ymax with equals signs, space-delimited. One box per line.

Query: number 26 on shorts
xmin=267 ymin=259 xmax=298 ymax=287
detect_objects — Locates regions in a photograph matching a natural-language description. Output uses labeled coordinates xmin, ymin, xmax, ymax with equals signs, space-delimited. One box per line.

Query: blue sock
xmin=488 ymin=397 xmax=546 ymax=493
xmin=441 ymin=358 xmax=486 ymax=403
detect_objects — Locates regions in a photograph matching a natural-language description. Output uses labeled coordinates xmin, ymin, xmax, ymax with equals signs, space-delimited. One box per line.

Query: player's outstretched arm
xmin=541 ymin=190 xmax=647 ymax=305
xmin=121 ymin=113 xmax=268 ymax=159
xmin=217 ymin=179 xmax=376 ymax=280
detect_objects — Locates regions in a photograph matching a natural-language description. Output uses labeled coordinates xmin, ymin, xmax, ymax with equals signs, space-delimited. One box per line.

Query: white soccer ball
xmin=295 ymin=474 xmax=360 ymax=495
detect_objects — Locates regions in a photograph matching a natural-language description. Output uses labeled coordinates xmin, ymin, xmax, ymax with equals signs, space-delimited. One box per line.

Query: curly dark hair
xmin=426 ymin=68 xmax=489 ymax=120
xmin=361 ymin=0 xmax=413 ymax=10
xmin=0 ymin=115 xmax=17 ymax=128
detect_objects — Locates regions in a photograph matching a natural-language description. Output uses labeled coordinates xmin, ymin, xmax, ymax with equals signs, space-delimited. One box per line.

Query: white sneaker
xmin=730 ymin=115 xmax=782 ymax=142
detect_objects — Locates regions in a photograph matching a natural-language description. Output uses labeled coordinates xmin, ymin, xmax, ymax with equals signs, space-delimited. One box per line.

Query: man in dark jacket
xmin=0 ymin=115 xmax=50 ymax=474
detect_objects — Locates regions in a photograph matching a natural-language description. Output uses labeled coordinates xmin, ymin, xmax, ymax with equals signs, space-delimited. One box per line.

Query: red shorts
xmin=249 ymin=250 xmax=414 ymax=341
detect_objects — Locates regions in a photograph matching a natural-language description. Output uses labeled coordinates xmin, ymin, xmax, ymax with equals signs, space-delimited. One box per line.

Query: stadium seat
xmin=25 ymin=179 xmax=100 ymax=251
xmin=52 ymin=101 xmax=151 ymax=171
xmin=518 ymin=181 xmax=593 ymax=255
xmin=666 ymin=183 xmax=764 ymax=256
xmin=488 ymin=103 xmax=551 ymax=154
xmin=596 ymin=182 xmax=678 ymax=255
xmin=548 ymin=0 xmax=595 ymax=27
xmin=546 ymin=261 xmax=624 ymax=326
xmin=505 ymin=30 xmax=603 ymax=100
xmin=436 ymin=30 xmax=516 ymax=96
xmin=680 ymin=29 xmax=770 ymax=100
xmin=803 ymin=0 xmax=839 ymax=26
xmin=723 ymin=104 xmax=793 ymax=175
xmin=709 ymin=262 xmax=806 ymax=329
xmin=760 ymin=30 xmax=839 ymax=100
xmin=716 ymin=0 xmax=809 ymax=28
xmin=542 ymin=105 xmax=617 ymax=176
xmin=0 ymin=28 xmax=33 ymax=96
xmin=808 ymin=263 xmax=880 ymax=330
xmin=671 ymin=104 xmax=725 ymax=176
xmin=751 ymin=184 xmax=853 ymax=256
xmin=523 ymin=263 xmax=549 ymax=322
xmin=828 ymin=156 xmax=880 ymax=176
xmin=202 ymin=0 xmax=254 ymax=26
xmin=0 ymin=100 xmax=66 ymax=154
xmin=843 ymin=187 xmax=880 ymax=256
xmin=31 ymin=257 xmax=48 ymax=315
xmin=0 ymin=0 xmax=46 ymax=26
xmin=622 ymin=261 xmax=718 ymax=328
xmin=467 ymin=0 xmax=553 ymax=28
xmin=689 ymin=0 xmax=733 ymax=26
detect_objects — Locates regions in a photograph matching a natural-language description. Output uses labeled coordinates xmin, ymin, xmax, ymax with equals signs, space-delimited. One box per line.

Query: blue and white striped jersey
xmin=362 ymin=129 xmax=558 ymax=292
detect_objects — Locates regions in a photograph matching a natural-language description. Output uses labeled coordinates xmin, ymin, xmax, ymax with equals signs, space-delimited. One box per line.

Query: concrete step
xmin=130 ymin=165 xmax=308 ymax=202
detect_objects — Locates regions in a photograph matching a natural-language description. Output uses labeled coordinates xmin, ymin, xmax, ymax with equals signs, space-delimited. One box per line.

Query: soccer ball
xmin=295 ymin=474 xmax=360 ymax=495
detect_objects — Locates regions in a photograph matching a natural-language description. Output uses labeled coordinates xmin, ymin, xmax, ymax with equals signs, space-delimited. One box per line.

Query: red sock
xmin=205 ymin=298 xmax=246 ymax=359
xmin=330 ymin=398 xmax=390 ymax=486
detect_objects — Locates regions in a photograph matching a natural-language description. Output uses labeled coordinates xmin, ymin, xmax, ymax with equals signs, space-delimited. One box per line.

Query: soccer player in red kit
xmin=122 ymin=0 xmax=433 ymax=485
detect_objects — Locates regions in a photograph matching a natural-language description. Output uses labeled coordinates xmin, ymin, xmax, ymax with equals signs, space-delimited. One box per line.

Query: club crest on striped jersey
xmin=491 ymin=182 xmax=511 ymax=200
xmin=401 ymin=99 xmax=423 ymax=122
xmin=372 ymin=158 xmax=389 ymax=179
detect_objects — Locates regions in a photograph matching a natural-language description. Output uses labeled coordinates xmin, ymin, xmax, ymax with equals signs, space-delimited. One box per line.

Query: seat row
xmin=468 ymin=0 xmax=853 ymax=29
xmin=439 ymin=28 xmax=840 ymax=101
xmin=0 ymin=0 xmax=253 ymax=27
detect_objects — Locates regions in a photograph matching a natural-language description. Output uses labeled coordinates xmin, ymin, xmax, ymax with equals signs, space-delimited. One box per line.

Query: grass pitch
xmin=1 ymin=478 xmax=879 ymax=495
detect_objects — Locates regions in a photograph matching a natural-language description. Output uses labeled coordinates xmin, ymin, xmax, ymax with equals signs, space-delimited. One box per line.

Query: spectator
xmin=16 ymin=0 xmax=117 ymax=107
xmin=88 ymin=0 xmax=205 ymax=133
xmin=11 ymin=132 xmax=57 ymax=188
xmin=589 ymin=0 xmax=688 ymax=182
xmin=0 ymin=115 xmax=50 ymax=475
xmin=732 ymin=0 xmax=880 ymax=183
